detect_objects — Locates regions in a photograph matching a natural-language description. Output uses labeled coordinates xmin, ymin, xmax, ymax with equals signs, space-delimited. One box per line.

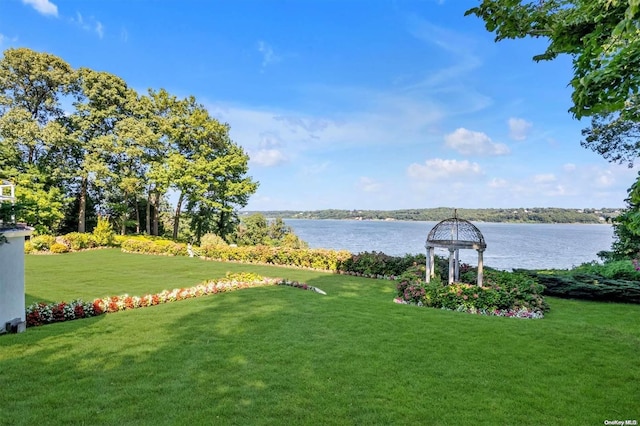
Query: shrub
xmin=200 ymin=233 xmax=228 ymax=247
xmin=571 ymin=260 xmax=640 ymax=280
xmin=29 ymin=235 xmax=56 ymax=251
xmin=516 ymin=269 xmax=640 ymax=304
xmin=92 ymin=216 xmax=115 ymax=246
xmin=122 ymin=235 xmax=351 ymax=271
xmin=50 ymin=242 xmax=69 ymax=254
xmin=24 ymin=240 xmax=33 ymax=254
xmin=121 ymin=237 xmax=188 ymax=257
xmin=60 ymin=232 xmax=97 ymax=251
xmin=112 ymin=235 xmax=127 ymax=247
xmin=337 ymin=252 xmax=449 ymax=278
xmin=396 ymin=269 xmax=548 ymax=315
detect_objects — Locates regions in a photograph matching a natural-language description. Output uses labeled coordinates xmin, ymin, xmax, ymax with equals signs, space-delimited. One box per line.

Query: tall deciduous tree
xmin=68 ymin=68 xmax=133 ymax=232
xmin=468 ymin=1 xmax=640 ymax=259
xmin=466 ymin=0 xmax=640 ymax=120
xmin=0 ymin=48 xmax=259 ymax=239
xmin=0 ymin=48 xmax=74 ymax=233
xmin=187 ymin=142 xmax=258 ymax=243
xmin=581 ymin=111 xmax=640 ymax=167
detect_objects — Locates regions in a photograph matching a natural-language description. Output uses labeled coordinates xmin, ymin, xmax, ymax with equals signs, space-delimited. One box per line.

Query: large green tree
xmin=0 ymin=48 xmax=259 ymax=239
xmin=0 ymin=48 xmax=74 ymax=233
xmin=67 ymin=68 xmax=137 ymax=232
xmin=468 ymin=0 xmax=640 ymax=259
xmin=187 ymin=142 xmax=258 ymax=243
xmin=466 ymin=0 xmax=640 ymax=120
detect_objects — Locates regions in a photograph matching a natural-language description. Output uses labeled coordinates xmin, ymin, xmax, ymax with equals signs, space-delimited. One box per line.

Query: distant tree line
xmin=0 ymin=48 xmax=258 ymax=242
xmin=248 ymin=207 xmax=621 ymax=224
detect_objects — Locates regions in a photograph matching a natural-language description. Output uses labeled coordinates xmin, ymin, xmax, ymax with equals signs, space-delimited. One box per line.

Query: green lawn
xmin=1 ymin=249 xmax=638 ymax=425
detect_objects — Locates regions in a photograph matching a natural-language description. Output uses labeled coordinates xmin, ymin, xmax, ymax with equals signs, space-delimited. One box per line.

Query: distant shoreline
xmin=242 ymin=207 xmax=621 ymax=225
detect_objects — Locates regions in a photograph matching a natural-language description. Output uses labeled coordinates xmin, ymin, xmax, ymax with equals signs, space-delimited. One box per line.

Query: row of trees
xmin=466 ymin=0 xmax=640 ymax=259
xmin=0 ymin=48 xmax=258 ymax=242
xmin=256 ymin=207 xmax=619 ymax=223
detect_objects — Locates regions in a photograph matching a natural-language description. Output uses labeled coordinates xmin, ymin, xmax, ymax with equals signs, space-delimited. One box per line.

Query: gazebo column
xmin=448 ymin=248 xmax=455 ymax=285
xmin=425 ymin=246 xmax=431 ymax=283
xmin=429 ymin=248 xmax=435 ymax=279
xmin=454 ymin=248 xmax=460 ymax=282
xmin=477 ymin=249 xmax=484 ymax=287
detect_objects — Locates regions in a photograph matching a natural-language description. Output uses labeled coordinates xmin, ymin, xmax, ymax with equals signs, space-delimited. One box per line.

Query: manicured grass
xmin=1 ymin=249 xmax=638 ymax=425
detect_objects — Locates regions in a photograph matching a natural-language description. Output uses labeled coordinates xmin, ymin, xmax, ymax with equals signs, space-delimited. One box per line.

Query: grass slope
xmin=0 ymin=250 xmax=638 ymax=425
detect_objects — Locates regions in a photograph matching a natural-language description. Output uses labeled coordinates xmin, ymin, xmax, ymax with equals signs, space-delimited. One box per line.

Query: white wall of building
xmin=0 ymin=229 xmax=32 ymax=330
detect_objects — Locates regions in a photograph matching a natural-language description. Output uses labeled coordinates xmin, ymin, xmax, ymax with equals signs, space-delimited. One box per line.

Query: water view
xmin=285 ymin=219 xmax=615 ymax=271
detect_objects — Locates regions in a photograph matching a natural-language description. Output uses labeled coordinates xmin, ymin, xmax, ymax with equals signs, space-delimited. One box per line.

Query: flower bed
xmin=393 ymin=266 xmax=548 ymax=319
xmin=392 ymin=298 xmax=544 ymax=319
xmin=25 ymin=274 xmax=323 ymax=328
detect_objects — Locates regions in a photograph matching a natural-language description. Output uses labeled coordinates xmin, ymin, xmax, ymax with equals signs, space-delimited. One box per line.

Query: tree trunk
xmin=135 ymin=198 xmax=140 ymax=234
xmin=121 ymin=193 xmax=128 ymax=235
xmin=78 ymin=176 xmax=87 ymax=233
xmin=153 ymin=191 xmax=160 ymax=236
xmin=173 ymin=192 xmax=184 ymax=240
xmin=146 ymin=190 xmax=151 ymax=235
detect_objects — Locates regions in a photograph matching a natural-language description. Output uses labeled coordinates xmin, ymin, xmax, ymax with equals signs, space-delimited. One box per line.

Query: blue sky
xmin=1 ymin=0 xmax=636 ymax=210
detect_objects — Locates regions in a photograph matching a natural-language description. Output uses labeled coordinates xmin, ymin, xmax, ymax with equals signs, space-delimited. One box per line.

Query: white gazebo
xmin=425 ymin=213 xmax=487 ymax=286
xmin=1 ymin=181 xmax=33 ymax=334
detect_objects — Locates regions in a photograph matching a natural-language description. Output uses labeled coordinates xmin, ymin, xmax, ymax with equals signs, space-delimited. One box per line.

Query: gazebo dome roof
xmin=426 ymin=217 xmax=486 ymax=250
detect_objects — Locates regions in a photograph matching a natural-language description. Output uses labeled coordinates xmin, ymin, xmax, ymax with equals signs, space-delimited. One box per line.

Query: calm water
xmin=285 ymin=219 xmax=615 ymax=270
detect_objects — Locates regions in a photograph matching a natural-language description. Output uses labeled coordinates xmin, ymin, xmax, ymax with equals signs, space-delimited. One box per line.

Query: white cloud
xmin=251 ymin=149 xmax=288 ymax=167
xmin=488 ymin=178 xmax=508 ymax=188
xmin=302 ymin=161 xmax=330 ymax=176
xmin=407 ymin=18 xmax=482 ymax=89
xmin=480 ymin=163 xmax=637 ymax=207
xmin=95 ymin=22 xmax=104 ymax=39
xmin=258 ymin=132 xmax=283 ymax=149
xmin=508 ymin=117 xmax=533 ymax=141
xmin=533 ymin=174 xmax=556 ymax=184
xmin=595 ymin=170 xmax=615 ymax=188
xmin=407 ymin=158 xmax=483 ymax=182
xmin=207 ymin=92 xmax=444 ymax=159
xmin=257 ymin=40 xmax=280 ymax=70
xmin=71 ymin=12 xmax=104 ymax=38
xmin=357 ymin=177 xmax=383 ymax=193
xmin=444 ymin=128 xmax=510 ymax=156
xmin=22 ymin=0 xmax=58 ymax=17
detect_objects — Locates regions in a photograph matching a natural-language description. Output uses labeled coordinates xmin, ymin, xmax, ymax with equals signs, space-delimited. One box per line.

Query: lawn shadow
xmin=24 ymin=293 xmax=55 ymax=306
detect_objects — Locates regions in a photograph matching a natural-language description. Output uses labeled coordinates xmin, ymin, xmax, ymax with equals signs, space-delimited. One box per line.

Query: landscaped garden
xmin=1 ymin=248 xmax=638 ymax=425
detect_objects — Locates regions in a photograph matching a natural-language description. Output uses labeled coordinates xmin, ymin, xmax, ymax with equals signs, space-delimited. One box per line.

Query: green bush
xmin=396 ymin=269 xmax=548 ymax=314
xmin=120 ymin=237 xmax=188 ymax=257
xmin=24 ymin=240 xmax=33 ymax=254
xmin=50 ymin=242 xmax=69 ymax=254
xmin=337 ymin=252 xmax=433 ymax=277
xmin=112 ymin=235 xmax=127 ymax=247
xmin=92 ymin=216 xmax=115 ymax=246
xmin=570 ymin=260 xmax=640 ymax=280
xmin=60 ymin=232 xmax=97 ymax=251
xmin=200 ymin=233 xmax=228 ymax=247
xmin=29 ymin=235 xmax=56 ymax=251
xmin=516 ymin=269 xmax=640 ymax=304
xmin=121 ymin=236 xmax=351 ymax=271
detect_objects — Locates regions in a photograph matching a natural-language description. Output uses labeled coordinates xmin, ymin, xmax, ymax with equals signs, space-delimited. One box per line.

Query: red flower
xmin=74 ymin=305 xmax=85 ymax=318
